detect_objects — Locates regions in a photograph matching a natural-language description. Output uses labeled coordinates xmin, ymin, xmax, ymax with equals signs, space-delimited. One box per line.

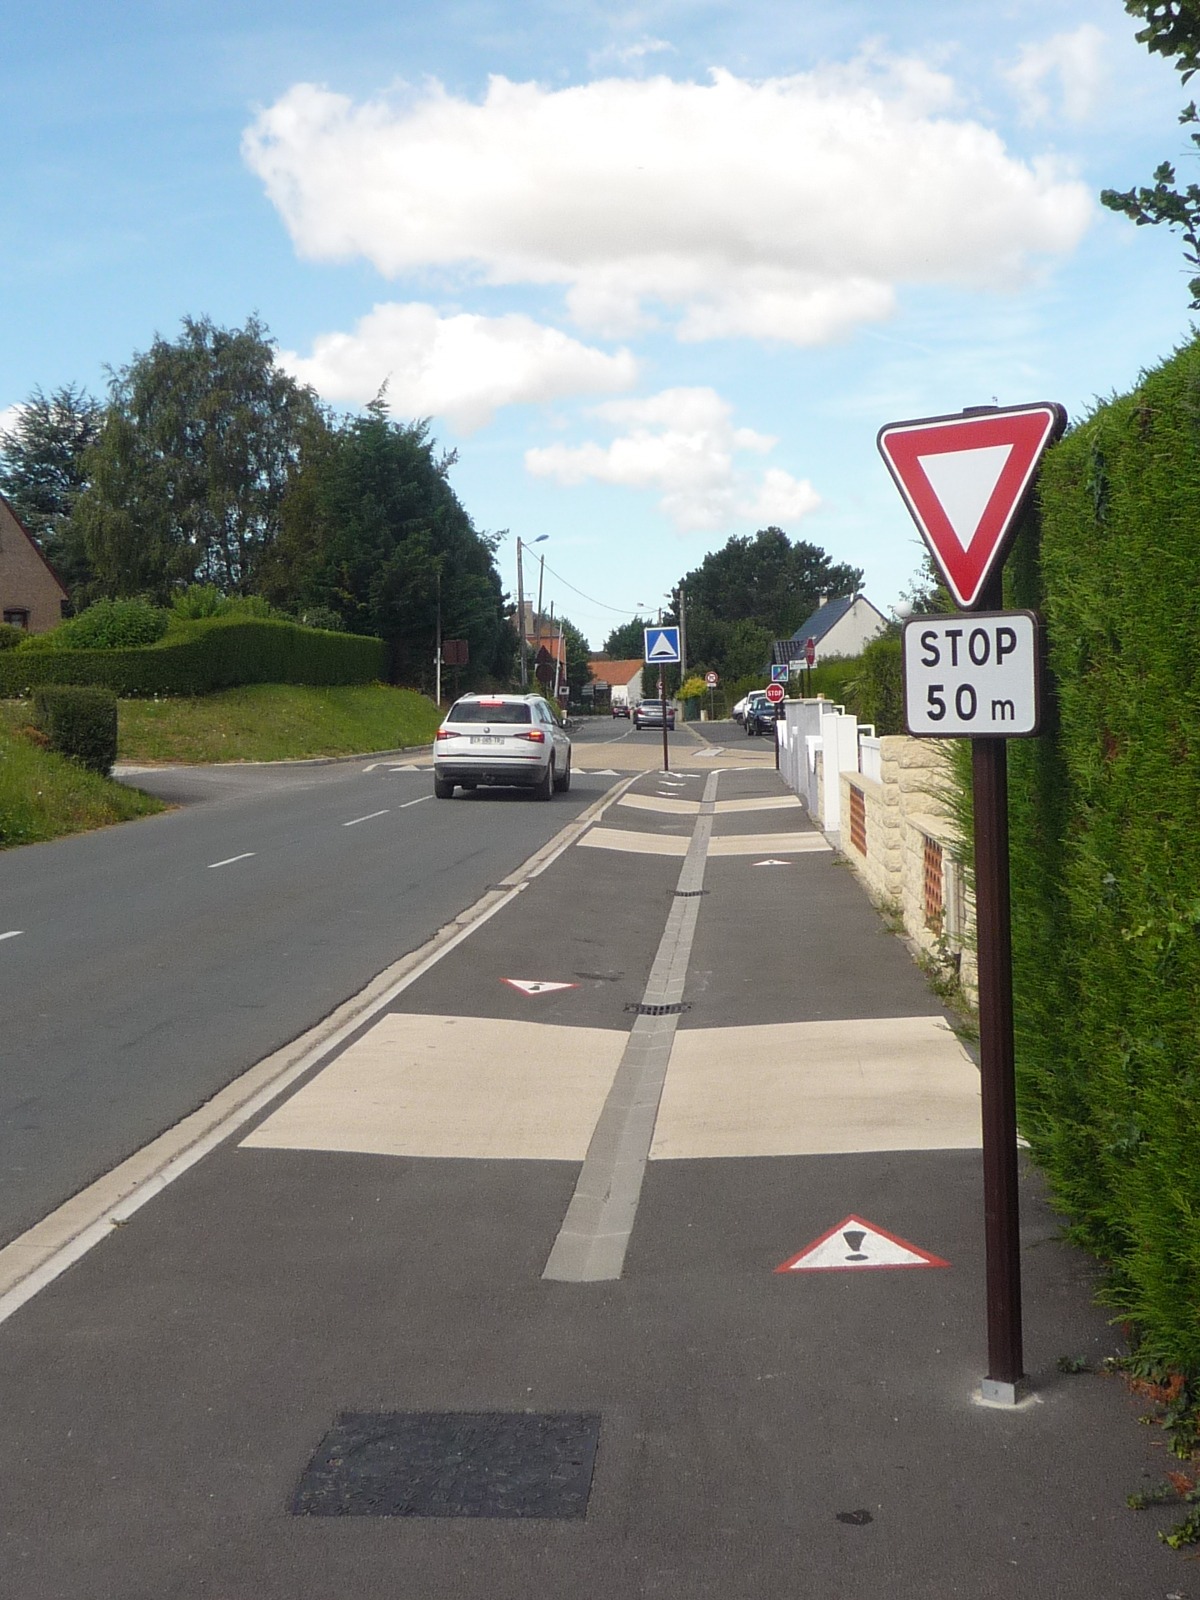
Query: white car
xmin=433 ymin=693 xmax=572 ymax=800
xmin=733 ymin=691 xmax=767 ymax=725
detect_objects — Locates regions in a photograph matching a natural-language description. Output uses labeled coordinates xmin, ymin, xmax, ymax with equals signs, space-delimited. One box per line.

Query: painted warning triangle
xmin=753 ymin=858 xmax=792 ymax=867
xmin=775 ymin=1214 xmax=950 ymax=1272
xmin=877 ymin=403 xmax=1065 ymax=609
xmin=502 ymin=978 xmax=578 ymax=996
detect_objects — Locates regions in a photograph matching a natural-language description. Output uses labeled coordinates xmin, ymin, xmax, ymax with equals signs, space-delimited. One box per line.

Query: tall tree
xmin=287 ymin=397 xmax=510 ymax=686
xmin=0 ymin=384 xmax=102 ymax=605
xmin=601 ymin=615 xmax=653 ymax=658
xmin=1101 ymin=2 xmax=1200 ymax=305
xmin=73 ymin=315 xmax=324 ymax=600
xmin=679 ymin=527 xmax=863 ymax=640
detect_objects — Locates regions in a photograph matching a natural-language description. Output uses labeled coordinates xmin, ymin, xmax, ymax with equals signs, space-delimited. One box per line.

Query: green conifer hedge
xmin=1008 ymin=335 xmax=1200 ymax=1371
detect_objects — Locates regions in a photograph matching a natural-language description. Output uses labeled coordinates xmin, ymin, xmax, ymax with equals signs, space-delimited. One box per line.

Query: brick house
xmin=0 ymin=493 xmax=68 ymax=632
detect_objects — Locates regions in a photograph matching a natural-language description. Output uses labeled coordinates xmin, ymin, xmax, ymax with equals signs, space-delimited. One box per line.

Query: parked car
xmin=735 ymin=689 xmax=768 ymax=727
xmin=612 ymin=701 xmax=630 ymax=718
xmin=746 ymin=699 xmax=781 ymax=737
xmin=634 ymin=699 xmax=676 ymax=731
xmin=432 ymin=693 xmax=571 ymax=799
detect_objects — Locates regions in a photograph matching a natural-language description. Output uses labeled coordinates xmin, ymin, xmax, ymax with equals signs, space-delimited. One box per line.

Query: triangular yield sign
xmin=877 ymin=403 xmax=1065 ymax=609
xmin=775 ymin=1214 xmax=949 ymax=1272
xmin=753 ymin=858 xmax=792 ymax=866
xmin=502 ymin=978 xmax=578 ymax=996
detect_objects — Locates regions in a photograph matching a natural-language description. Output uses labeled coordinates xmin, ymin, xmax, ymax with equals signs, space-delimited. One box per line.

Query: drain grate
xmin=673 ymin=889 xmax=708 ymax=898
xmin=292 ymin=1411 xmax=600 ymax=1519
xmin=625 ymin=1001 xmax=691 ymax=1016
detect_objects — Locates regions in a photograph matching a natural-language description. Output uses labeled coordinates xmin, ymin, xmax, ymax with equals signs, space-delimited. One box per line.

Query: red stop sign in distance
xmin=765 ymin=681 xmax=785 ymax=704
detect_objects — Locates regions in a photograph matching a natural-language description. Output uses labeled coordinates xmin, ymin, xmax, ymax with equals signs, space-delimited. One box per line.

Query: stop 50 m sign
xmin=903 ymin=611 xmax=1040 ymax=737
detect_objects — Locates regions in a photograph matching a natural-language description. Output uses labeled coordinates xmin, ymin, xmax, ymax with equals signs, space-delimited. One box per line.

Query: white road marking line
xmin=207 ymin=853 xmax=256 ymax=870
xmin=0 ymin=930 xmax=23 ymax=942
xmin=399 ymin=795 xmax=432 ymax=809
xmin=343 ymin=809 xmax=390 ymax=827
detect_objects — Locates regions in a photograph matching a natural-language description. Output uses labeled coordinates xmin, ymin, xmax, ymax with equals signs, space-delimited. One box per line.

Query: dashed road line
xmin=399 ymin=795 xmax=432 ymax=809
xmin=207 ymin=853 xmax=256 ymax=870
xmin=343 ymin=809 xmax=390 ymax=827
xmin=0 ymin=930 xmax=23 ymax=942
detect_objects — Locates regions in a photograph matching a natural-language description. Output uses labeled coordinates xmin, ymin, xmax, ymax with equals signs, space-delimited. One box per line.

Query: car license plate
xmin=471 ymin=735 xmax=503 ymax=744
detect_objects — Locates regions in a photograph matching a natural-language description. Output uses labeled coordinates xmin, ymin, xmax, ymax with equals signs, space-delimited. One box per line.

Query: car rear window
xmin=449 ymin=700 xmax=532 ymax=724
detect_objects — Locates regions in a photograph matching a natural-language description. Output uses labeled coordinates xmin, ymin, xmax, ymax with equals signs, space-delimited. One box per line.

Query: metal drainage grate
xmin=625 ymin=1001 xmax=691 ymax=1016
xmin=292 ymin=1411 xmax=600 ymax=1519
xmin=673 ymin=889 xmax=709 ymax=898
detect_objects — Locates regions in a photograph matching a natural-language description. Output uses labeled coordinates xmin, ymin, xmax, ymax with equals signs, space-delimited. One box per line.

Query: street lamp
xmin=516 ymin=535 xmax=548 ymax=689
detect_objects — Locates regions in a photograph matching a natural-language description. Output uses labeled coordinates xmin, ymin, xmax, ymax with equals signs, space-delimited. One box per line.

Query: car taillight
xmin=435 ymin=729 xmax=460 ymax=740
xmin=517 ymin=729 xmax=546 ymax=742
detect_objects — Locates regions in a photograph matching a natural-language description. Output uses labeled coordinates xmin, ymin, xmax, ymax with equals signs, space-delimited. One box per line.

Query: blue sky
xmin=2 ymin=1 xmax=1195 ymax=646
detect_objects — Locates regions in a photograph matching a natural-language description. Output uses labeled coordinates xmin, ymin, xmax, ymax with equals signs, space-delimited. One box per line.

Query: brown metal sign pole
xmin=972 ymin=572 xmax=1024 ymax=1401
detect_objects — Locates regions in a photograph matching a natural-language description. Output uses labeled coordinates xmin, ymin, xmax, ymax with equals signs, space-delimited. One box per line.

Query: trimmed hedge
xmin=33 ymin=685 xmax=118 ymax=775
xmin=1008 ymin=333 xmax=1200 ymax=1372
xmin=0 ymin=615 xmax=386 ymax=697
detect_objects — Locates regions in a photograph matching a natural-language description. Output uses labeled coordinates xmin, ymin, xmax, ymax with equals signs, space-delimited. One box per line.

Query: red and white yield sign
xmin=877 ymin=403 xmax=1066 ymax=610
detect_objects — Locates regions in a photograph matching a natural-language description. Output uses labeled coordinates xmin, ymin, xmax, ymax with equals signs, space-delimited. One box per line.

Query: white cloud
xmin=279 ymin=303 xmax=638 ymax=431
xmin=244 ymin=61 xmax=1093 ymax=348
xmin=1003 ymin=25 xmax=1109 ymax=125
xmin=0 ymin=404 xmax=25 ymax=439
xmin=524 ymin=386 xmax=820 ymax=532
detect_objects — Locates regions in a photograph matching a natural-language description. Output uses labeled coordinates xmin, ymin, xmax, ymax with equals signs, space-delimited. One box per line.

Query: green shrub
xmin=0 ymin=615 xmax=385 ymax=697
xmin=32 ymin=684 xmax=119 ymax=774
xmin=171 ymin=585 xmax=279 ymax=621
xmin=0 ymin=624 xmax=24 ymax=651
xmin=41 ymin=598 xmax=170 ymax=651
xmin=841 ymin=633 xmax=904 ymax=734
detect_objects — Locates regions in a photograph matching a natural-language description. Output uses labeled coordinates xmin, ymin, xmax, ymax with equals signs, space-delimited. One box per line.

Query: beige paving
xmin=648 ymin=1017 xmax=982 ymax=1159
xmin=240 ymin=1014 xmax=628 ymax=1162
xmin=707 ymin=831 xmax=830 ymax=856
xmin=578 ymin=828 xmax=691 ymax=856
xmin=713 ymin=794 xmax=803 ymax=814
xmin=618 ymin=793 xmax=701 ymax=815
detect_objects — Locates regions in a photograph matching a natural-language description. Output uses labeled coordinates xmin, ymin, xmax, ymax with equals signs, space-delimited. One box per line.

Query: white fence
xmin=778 ymin=700 xmax=975 ymax=1004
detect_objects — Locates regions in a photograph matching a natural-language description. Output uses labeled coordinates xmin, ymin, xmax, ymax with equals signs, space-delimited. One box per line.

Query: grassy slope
xmin=0 ymin=683 xmax=443 ymax=849
xmin=116 ymin=683 xmax=443 ymax=763
xmin=0 ymin=714 xmax=164 ymax=848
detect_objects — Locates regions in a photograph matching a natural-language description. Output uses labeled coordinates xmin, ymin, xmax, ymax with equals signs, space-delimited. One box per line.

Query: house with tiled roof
xmin=586 ymin=657 xmax=644 ymax=709
xmin=770 ymin=593 xmax=888 ymax=668
xmin=0 ymin=493 xmax=67 ymax=633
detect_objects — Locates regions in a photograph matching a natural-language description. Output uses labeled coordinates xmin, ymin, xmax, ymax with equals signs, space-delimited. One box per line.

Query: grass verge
xmin=116 ymin=682 xmax=442 ymax=764
xmin=0 ymin=711 xmax=165 ymax=849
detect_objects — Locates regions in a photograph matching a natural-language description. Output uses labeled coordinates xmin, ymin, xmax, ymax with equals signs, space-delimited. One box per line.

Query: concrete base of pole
xmin=975 ymin=1377 xmax=1036 ymax=1409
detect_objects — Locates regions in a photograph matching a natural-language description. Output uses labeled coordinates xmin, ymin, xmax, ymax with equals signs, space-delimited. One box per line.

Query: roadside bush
xmin=31 ymin=598 xmax=170 ymax=651
xmin=0 ymin=623 xmax=24 ymax=651
xmin=32 ymin=684 xmax=119 ymax=775
xmin=841 ymin=633 xmax=904 ymax=734
xmin=171 ymin=585 xmax=279 ymax=621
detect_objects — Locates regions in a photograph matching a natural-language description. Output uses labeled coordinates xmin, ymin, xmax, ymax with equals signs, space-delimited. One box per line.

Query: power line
xmin=536 ymin=558 xmax=647 ymax=618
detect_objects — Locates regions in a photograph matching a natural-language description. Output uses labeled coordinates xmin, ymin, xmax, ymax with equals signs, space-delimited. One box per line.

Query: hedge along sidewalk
xmin=0 ymin=615 xmax=385 ymax=698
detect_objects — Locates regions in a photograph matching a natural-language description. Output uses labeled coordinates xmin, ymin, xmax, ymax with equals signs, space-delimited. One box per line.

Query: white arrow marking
xmin=917 ymin=443 xmax=1012 ymax=552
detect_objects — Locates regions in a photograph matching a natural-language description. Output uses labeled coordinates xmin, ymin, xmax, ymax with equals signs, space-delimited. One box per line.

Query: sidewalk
xmin=0 ymin=763 xmax=1186 ymax=1599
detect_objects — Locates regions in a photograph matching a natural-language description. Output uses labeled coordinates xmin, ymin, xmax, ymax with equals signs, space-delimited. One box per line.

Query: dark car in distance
xmin=746 ymin=699 xmax=781 ymax=737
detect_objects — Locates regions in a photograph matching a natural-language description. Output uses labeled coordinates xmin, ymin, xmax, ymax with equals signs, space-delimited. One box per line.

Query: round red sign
xmin=765 ymin=681 xmax=785 ymax=704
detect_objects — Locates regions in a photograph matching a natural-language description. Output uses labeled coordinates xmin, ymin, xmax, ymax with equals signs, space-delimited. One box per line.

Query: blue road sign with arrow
xmin=644 ymin=626 xmax=681 ymax=663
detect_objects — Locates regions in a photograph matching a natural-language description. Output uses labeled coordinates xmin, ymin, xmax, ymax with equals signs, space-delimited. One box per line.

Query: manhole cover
xmin=292 ymin=1411 xmax=600 ymax=1519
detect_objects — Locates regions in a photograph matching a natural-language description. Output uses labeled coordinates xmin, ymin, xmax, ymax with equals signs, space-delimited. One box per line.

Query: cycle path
xmin=0 ymin=763 xmax=1185 ymax=1599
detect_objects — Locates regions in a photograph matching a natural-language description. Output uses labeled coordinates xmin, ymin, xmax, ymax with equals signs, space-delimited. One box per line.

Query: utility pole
xmin=435 ymin=569 xmax=443 ymax=706
xmin=516 ymin=539 xmax=528 ymax=689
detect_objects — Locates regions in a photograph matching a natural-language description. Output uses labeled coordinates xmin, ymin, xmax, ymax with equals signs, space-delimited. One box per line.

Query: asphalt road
xmin=0 ymin=751 xmax=619 ymax=1248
